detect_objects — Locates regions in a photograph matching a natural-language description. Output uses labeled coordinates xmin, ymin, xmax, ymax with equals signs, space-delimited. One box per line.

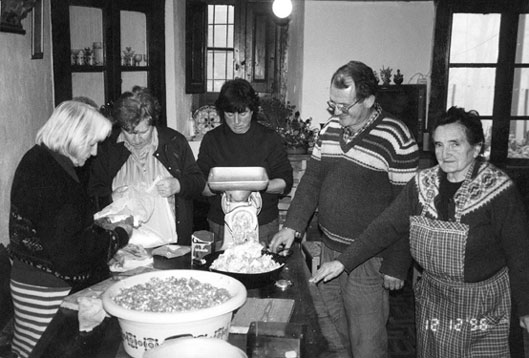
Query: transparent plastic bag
xmin=94 ymin=183 xmax=155 ymax=227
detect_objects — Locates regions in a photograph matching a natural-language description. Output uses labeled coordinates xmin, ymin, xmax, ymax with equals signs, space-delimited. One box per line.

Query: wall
xmin=165 ymin=0 xmax=192 ymax=132
xmin=301 ymin=1 xmax=435 ymax=127
xmin=285 ymin=0 xmax=305 ymax=107
xmin=0 ymin=0 xmax=54 ymax=246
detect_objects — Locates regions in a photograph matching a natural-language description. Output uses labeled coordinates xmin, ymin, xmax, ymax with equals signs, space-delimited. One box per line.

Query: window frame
xmin=206 ymin=3 xmax=235 ymax=92
xmin=185 ymin=0 xmax=238 ymax=97
xmin=429 ymin=0 xmax=529 ymax=166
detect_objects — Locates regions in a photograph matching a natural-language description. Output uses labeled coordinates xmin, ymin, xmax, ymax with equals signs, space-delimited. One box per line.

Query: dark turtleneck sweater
xmin=197 ymin=122 xmax=293 ymax=226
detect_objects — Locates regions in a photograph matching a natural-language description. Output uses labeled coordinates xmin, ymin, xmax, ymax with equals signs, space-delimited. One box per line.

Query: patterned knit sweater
xmin=337 ymin=161 xmax=529 ymax=316
xmin=8 ymin=145 xmax=129 ymax=289
xmin=285 ymin=104 xmax=419 ymax=279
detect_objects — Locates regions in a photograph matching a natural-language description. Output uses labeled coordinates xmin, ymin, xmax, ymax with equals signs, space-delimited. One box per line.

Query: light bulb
xmin=272 ymin=0 xmax=292 ymax=19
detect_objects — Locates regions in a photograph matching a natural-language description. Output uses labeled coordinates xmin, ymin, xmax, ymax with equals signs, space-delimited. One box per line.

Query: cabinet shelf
xmin=71 ymin=65 xmax=106 ymax=72
xmin=51 ymin=0 xmax=166 ymax=125
xmin=121 ymin=66 xmax=150 ymax=71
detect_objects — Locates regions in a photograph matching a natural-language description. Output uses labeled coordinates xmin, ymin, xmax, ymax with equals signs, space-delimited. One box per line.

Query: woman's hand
xmin=117 ymin=221 xmax=134 ymax=237
xmin=202 ymin=183 xmax=215 ymax=197
xmin=156 ymin=177 xmax=181 ymax=197
xmin=95 ymin=216 xmax=133 ymax=237
xmin=309 ymin=260 xmax=345 ymax=284
xmin=265 ymin=178 xmax=287 ymax=194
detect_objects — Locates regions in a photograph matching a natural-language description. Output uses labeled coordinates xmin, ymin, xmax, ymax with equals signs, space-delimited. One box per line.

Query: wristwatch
xmin=285 ymin=227 xmax=303 ymax=241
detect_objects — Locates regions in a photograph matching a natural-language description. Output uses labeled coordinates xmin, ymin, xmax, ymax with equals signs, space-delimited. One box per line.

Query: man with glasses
xmin=270 ymin=60 xmax=419 ymax=358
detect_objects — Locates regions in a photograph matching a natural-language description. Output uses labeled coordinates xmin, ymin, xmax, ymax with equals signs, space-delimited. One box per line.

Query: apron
xmin=409 ymin=164 xmax=511 ymax=358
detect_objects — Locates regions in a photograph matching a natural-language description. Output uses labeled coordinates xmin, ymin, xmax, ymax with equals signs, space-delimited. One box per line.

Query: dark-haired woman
xmin=197 ymin=79 xmax=293 ymax=249
xmin=311 ymin=107 xmax=529 ymax=357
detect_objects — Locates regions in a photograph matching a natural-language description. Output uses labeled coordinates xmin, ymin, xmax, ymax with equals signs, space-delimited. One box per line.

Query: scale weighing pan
xmin=208 ymin=167 xmax=269 ymax=192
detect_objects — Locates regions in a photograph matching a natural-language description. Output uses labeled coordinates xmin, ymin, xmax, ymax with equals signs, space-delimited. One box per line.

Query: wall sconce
xmin=272 ymin=0 xmax=292 ymax=19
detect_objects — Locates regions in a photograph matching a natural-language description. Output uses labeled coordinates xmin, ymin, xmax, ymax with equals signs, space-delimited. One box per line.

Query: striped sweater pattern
xmin=286 ymin=104 xmax=419 ymax=254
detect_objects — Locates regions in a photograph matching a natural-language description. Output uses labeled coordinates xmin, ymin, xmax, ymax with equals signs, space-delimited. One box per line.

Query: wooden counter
xmin=30 ymin=242 xmax=327 ymax=358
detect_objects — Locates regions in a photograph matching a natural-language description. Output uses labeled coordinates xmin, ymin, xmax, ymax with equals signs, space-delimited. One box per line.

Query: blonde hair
xmin=36 ymin=100 xmax=112 ymax=163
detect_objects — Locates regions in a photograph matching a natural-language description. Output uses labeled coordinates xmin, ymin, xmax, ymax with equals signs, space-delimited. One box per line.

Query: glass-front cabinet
xmin=51 ymin=0 xmax=165 ymax=124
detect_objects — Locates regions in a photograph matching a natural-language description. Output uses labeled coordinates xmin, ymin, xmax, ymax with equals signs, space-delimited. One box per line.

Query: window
xmin=207 ymin=4 xmax=235 ymax=92
xmin=429 ymin=0 xmax=529 ymax=164
xmin=511 ymin=14 xmax=529 ymax=159
xmin=446 ymin=13 xmax=500 ymax=158
xmin=186 ymin=0 xmax=284 ymax=98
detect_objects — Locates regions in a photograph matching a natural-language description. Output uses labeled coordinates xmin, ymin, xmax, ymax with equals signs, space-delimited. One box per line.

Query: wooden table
xmin=30 ymin=243 xmax=327 ymax=358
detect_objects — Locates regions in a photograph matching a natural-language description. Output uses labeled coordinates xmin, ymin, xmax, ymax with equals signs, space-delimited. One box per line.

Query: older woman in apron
xmin=310 ymin=107 xmax=529 ymax=357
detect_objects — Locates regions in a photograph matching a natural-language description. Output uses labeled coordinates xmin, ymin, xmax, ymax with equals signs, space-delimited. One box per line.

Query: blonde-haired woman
xmin=7 ymin=101 xmax=133 ymax=358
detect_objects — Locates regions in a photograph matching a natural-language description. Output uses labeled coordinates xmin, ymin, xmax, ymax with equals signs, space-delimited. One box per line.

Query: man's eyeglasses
xmin=327 ymin=98 xmax=362 ymax=115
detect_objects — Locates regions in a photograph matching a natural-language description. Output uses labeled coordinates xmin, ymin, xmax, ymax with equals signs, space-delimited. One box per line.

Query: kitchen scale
xmin=208 ymin=167 xmax=269 ymax=250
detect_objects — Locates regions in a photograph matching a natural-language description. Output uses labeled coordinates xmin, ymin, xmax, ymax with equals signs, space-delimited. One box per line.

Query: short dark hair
xmin=215 ymin=78 xmax=260 ymax=122
xmin=112 ymin=86 xmax=161 ymax=132
xmin=330 ymin=61 xmax=378 ymax=101
xmin=433 ymin=106 xmax=485 ymax=152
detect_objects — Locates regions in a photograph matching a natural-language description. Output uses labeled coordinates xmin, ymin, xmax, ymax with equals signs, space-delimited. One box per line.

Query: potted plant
xmin=379 ymin=66 xmax=393 ymax=86
xmin=258 ymin=96 xmax=318 ymax=154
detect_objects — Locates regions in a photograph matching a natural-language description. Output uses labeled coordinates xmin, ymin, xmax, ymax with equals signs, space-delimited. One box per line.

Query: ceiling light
xmin=272 ymin=0 xmax=292 ymax=19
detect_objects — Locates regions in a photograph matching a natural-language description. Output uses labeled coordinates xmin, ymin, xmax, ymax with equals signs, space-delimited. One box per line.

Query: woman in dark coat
xmin=89 ymin=87 xmax=205 ymax=245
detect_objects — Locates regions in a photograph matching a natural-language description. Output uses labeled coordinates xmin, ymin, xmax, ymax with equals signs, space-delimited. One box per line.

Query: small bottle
xmin=76 ymin=49 xmax=84 ymax=65
xmin=93 ymin=42 xmax=104 ymax=65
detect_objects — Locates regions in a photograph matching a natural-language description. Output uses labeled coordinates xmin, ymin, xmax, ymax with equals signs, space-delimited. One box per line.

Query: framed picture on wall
xmin=0 ymin=0 xmax=37 ymax=34
xmin=31 ymin=0 xmax=43 ymax=59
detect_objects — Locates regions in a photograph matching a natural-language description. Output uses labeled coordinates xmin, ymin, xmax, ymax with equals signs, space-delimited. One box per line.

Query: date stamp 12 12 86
xmin=425 ymin=318 xmax=489 ymax=332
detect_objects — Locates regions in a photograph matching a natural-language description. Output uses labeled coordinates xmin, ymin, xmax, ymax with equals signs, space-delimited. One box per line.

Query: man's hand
xmin=309 ymin=260 xmax=345 ymax=284
xmin=520 ymin=315 xmax=529 ymax=333
xmin=269 ymin=227 xmax=296 ymax=253
xmin=156 ymin=177 xmax=181 ymax=197
xmin=383 ymin=274 xmax=404 ymax=290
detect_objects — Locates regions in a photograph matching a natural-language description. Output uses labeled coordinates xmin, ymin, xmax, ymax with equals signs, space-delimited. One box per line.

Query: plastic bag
xmin=94 ymin=183 xmax=156 ymax=227
xmin=95 ymin=177 xmax=178 ymax=248
xmin=129 ymin=225 xmax=167 ymax=248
